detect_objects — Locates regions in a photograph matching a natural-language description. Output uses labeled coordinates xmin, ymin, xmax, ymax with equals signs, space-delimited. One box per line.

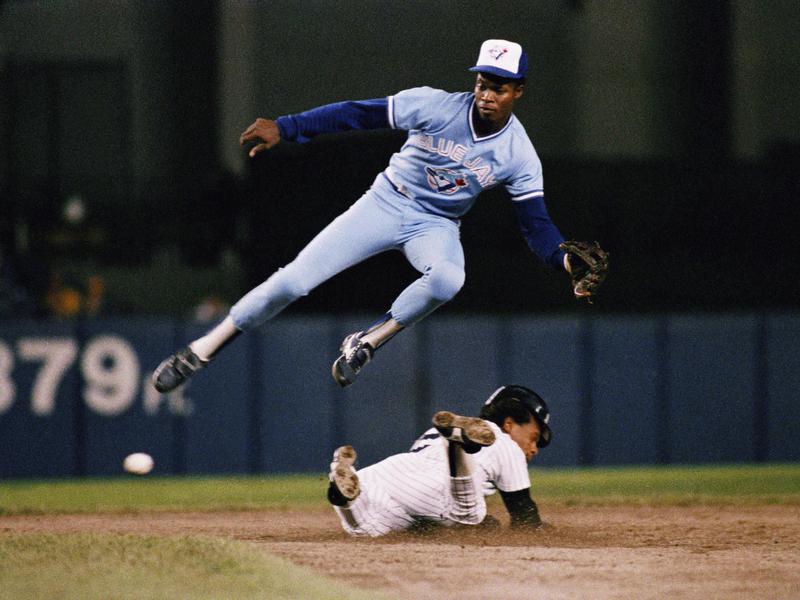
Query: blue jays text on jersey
xmin=411 ymin=134 xmax=494 ymax=188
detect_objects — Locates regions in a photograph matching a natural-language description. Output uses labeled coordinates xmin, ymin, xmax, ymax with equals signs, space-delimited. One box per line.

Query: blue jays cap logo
xmin=488 ymin=45 xmax=508 ymax=61
xmin=425 ymin=166 xmax=469 ymax=195
xmin=469 ymin=39 xmax=528 ymax=80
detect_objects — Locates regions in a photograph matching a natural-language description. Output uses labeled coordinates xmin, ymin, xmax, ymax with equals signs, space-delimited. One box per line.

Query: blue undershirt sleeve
xmin=512 ymin=196 xmax=567 ymax=271
xmin=275 ymin=98 xmax=390 ymax=143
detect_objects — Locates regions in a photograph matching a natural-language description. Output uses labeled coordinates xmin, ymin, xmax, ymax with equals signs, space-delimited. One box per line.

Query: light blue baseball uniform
xmin=383 ymin=87 xmax=545 ymax=218
xmin=230 ymin=87 xmax=566 ymax=331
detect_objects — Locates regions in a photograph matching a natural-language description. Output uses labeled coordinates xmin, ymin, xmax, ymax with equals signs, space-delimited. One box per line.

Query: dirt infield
xmin=3 ymin=503 xmax=799 ymax=599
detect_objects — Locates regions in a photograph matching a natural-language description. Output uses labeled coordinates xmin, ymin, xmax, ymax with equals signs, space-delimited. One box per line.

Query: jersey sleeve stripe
xmin=510 ymin=190 xmax=544 ymax=201
xmin=387 ymin=95 xmax=396 ymax=129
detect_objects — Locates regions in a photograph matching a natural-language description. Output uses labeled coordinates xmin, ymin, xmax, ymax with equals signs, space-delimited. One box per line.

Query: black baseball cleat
xmin=327 ymin=445 xmax=360 ymax=506
xmin=331 ymin=331 xmax=374 ymax=387
xmin=432 ymin=411 xmax=496 ymax=454
xmin=152 ymin=347 xmax=208 ymax=393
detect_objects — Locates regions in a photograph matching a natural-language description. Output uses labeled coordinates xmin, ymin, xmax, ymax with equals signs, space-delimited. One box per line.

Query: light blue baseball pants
xmin=229 ymin=182 xmax=465 ymax=331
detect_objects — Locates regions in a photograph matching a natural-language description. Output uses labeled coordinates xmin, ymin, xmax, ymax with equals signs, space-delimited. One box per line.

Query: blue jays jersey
xmin=274 ymin=88 xmax=566 ymax=270
xmin=382 ymin=86 xmax=543 ymax=219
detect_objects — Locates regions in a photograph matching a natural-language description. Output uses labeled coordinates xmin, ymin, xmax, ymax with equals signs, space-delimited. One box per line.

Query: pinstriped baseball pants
xmin=332 ymin=450 xmax=486 ymax=537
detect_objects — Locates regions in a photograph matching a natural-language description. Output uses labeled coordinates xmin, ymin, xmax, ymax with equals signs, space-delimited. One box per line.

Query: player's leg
xmin=392 ymin=220 xmax=465 ymax=326
xmin=433 ymin=411 xmax=494 ymax=526
xmin=153 ymin=194 xmax=401 ymax=393
xmin=328 ymin=446 xmax=414 ymax=537
xmin=331 ymin=221 xmax=464 ymax=387
xmin=230 ymin=197 xmax=400 ymax=330
xmin=433 ymin=411 xmax=496 ymax=457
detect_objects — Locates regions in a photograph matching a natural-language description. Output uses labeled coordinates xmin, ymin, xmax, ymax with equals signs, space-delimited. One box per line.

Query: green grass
xmin=0 ymin=533 xmax=388 ymax=600
xmin=529 ymin=463 xmax=800 ymax=505
xmin=2 ymin=464 xmax=799 ymax=515
xmin=0 ymin=474 xmax=328 ymax=515
xmin=2 ymin=464 xmax=798 ymax=599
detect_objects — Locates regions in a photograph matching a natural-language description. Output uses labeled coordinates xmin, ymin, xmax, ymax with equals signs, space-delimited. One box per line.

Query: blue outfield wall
xmin=0 ymin=312 xmax=798 ymax=478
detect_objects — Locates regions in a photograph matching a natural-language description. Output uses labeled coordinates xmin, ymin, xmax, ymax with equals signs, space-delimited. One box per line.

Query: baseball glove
xmin=560 ymin=240 xmax=609 ymax=304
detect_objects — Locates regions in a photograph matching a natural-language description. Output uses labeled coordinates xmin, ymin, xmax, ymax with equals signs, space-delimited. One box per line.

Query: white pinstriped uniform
xmin=333 ymin=421 xmax=531 ymax=537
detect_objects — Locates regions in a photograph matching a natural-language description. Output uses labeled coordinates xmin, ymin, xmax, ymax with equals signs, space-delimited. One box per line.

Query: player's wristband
xmin=499 ymin=488 xmax=542 ymax=527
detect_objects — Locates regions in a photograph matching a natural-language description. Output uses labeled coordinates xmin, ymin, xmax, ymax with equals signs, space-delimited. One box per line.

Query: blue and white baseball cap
xmin=469 ymin=39 xmax=528 ymax=80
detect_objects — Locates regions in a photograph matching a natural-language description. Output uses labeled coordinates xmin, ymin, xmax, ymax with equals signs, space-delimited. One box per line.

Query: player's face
xmin=473 ymin=74 xmax=524 ymax=126
xmin=502 ymin=417 xmax=541 ymax=462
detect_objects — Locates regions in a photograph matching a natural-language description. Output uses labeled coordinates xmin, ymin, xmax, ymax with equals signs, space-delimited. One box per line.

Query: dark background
xmin=1 ymin=1 xmax=799 ymax=476
xmin=1 ymin=1 xmax=798 ymax=319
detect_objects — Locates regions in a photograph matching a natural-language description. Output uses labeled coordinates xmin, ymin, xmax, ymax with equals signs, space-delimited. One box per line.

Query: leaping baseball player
xmin=328 ymin=385 xmax=552 ymax=536
xmin=152 ymin=39 xmax=609 ymax=393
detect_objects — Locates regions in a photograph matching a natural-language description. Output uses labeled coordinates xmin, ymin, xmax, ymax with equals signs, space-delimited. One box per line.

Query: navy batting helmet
xmin=479 ymin=384 xmax=552 ymax=448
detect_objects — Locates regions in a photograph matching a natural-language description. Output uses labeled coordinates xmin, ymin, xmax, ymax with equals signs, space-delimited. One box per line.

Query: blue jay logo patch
xmin=488 ymin=45 xmax=508 ymax=61
xmin=425 ymin=166 xmax=469 ymax=195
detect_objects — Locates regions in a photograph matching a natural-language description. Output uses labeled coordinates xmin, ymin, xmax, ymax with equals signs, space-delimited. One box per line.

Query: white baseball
xmin=123 ymin=452 xmax=154 ymax=475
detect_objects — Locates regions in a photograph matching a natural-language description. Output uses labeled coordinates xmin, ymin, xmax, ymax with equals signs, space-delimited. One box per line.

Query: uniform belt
xmin=382 ymin=172 xmax=412 ymax=199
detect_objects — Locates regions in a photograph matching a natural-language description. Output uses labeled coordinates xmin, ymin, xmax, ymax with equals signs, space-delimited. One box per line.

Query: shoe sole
xmin=331 ymin=334 xmax=372 ymax=388
xmin=332 ymin=445 xmax=360 ymax=501
xmin=432 ymin=411 xmax=495 ymax=447
xmin=152 ymin=348 xmax=207 ymax=394
xmin=152 ymin=356 xmax=183 ymax=393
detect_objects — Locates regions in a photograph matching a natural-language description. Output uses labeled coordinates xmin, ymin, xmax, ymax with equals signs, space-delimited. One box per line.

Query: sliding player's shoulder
xmin=485 ymin=422 xmax=526 ymax=459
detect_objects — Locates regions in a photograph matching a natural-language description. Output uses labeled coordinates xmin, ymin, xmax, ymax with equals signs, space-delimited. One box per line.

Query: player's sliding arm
xmin=498 ymin=488 xmax=546 ymax=529
xmin=240 ymin=99 xmax=390 ymax=157
xmin=512 ymin=197 xmax=568 ymax=271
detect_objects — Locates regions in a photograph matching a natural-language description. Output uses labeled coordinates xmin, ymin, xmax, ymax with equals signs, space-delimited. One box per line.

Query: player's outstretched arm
xmin=239 ymin=118 xmax=281 ymax=158
xmin=499 ymin=488 xmax=550 ymax=529
xmin=240 ymin=99 xmax=390 ymax=158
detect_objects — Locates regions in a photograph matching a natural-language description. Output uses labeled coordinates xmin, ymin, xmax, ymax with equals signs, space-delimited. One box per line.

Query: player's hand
xmin=239 ymin=118 xmax=281 ymax=157
xmin=560 ymin=240 xmax=610 ymax=304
